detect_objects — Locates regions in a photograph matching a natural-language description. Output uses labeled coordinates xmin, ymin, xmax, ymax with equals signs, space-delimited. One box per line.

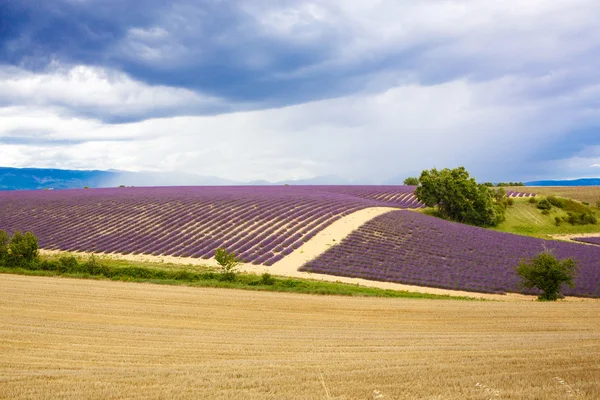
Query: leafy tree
xmin=215 ymin=248 xmax=242 ymax=281
xmin=403 ymin=177 xmax=419 ymax=186
xmin=415 ymin=166 xmax=504 ymax=227
xmin=0 ymin=230 xmax=9 ymax=263
xmin=8 ymin=231 xmax=39 ymax=263
xmin=516 ymin=250 xmax=578 ymax=301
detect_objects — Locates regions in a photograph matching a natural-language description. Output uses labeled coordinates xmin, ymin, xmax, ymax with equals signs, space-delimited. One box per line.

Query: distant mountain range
xmin=2 ymin=166 xmax=599 ymax=190
xmin=0 ymin=167 xmax=352 ymax=190
xmin=525 ymin=178 xmax=600 ymax=186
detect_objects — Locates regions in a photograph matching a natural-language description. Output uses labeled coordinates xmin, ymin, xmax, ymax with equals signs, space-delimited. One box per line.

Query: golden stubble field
xmin=0 ymin=275 xmax=598 ymax=400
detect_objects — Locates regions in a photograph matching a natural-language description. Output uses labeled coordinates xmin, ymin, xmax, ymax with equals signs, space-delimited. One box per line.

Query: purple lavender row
xmin=571 ymin=237 xmax=600 ymax=246
xmin=299 ymin=210 xmax=600 ymax=297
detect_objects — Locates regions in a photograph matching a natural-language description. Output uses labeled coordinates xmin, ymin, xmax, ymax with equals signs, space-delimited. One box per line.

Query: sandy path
xmin=37 ymin=207 xmax=594 ymax=302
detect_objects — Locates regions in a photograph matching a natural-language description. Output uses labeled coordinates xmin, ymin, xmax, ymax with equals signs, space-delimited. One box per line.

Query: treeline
xmin=482 ymin=182 xmax=525 ymax=187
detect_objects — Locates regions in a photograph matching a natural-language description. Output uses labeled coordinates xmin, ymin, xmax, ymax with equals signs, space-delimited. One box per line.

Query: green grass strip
xmin=0 ymin=257 xmax=475 ymax=300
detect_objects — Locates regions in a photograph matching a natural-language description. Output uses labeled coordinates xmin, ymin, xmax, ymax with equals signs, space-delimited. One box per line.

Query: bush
xmin=566 ymin=212 xmax=597 ymax=226
xmin=8 ymin=231 xmax=39 ymax=264
xmin=529 ymin=197 xmax=538 ymax=204
xmin=554 ymin=216 xmax=562 ymax=227
xmin=516 ymin=250 xmax=578 ymax=301
xmin=547 ymin=195 xmax=565 ymax=208
xmin=0 ymin=230 xmax=8 ymax=261
xmin=260 ymin=272 xmax=276 ymax=286
xmin=537 ymin=199 xmax=552 ymax=210
xmin=215 ymin=248 xmax=242 ymax=281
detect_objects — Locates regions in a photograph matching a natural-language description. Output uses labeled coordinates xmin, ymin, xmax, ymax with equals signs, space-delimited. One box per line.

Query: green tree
xmin=415 ymin=166 xmax=504 ymax=227
xmin=516 ymin=250 xmax=578 ymax=301
xmin=215 ymin=248 xmax=242 ymax=281
xmin=0 ymin=230 xmax=9 ymax=262
xmin=403 ymin=177 xmax=419 ymax=186
xmin=8 ymin=231 xmax=39 ymax=263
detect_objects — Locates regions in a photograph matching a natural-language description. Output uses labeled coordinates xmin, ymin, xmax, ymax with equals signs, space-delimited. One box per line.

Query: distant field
xmin=0 ymin=275 xmax=598 ymax=400
xmin=515 ymin=186 xmax=600 ymax=204
xmin=0 ymin=186 xmax=421 ymax=264
xmin=494 ymin=198 xmax=600 ymax=237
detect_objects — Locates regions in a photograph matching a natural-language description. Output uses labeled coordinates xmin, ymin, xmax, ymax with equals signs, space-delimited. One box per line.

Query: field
xmin=1 ymin=274 xmax=599 ymax=400
xmin=493 ymin=199 xmax=600 ymax=237
xmin=514 ymin=186 xmax=600 ymax=204
xmin=301 ymin=210 xmax=600 ymax=297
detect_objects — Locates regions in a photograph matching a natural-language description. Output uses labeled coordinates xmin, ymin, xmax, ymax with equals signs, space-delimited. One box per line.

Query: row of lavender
xmin=572 ymin=237 xmax=600 ymax=246
xmin=300 ymin=210 xmax=600 ymax=297
xmin=0 ymin=186 xmax=408 ymax=265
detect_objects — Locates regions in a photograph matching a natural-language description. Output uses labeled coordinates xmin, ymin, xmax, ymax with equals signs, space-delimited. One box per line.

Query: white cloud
xmin=2 ymin=74 xmax=599 ymax=182
xmin=0 ymin=64 xmax=223 ymax=119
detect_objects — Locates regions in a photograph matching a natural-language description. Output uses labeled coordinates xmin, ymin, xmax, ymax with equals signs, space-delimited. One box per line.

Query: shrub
xmin=0 ymin=230 xmax=8 ymax=261
xmin=529 ymin=197 xmax=538 ymax=204
xmin=554 ymin=217 xmax=562 ymax=227
xmin=58 ymin=254 xmax=79 ymax=272
xmin=547 ymin=195 xmax=565 ymax=208
xmin=215 ymin=247 xmax=242 ymax=281
xmin=537 ymin=199 xmax=552 ymax=210
xmin=260 ymin=272 xmax=276 ymax=286
xmin=566 ymin=212 xmax=597 ymax=226
xmin=516 ymin=250 xmax=578 ymax=301
xmin=9 ymin=231 xmax=39 ymax=263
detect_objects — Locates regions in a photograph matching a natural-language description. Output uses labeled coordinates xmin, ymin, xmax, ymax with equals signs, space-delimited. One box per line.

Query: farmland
xmin=1 ymin=185 xmax=598 ymax=298
xmin=1 ymin=275 xmax=599 ymax=400
xmin=300 ymin=210 xmax=600 ymax=297
xmin=514 ymin=186 xmax=600 ymax=204
xmin=0 ymin=186 xmax=423 ymax=265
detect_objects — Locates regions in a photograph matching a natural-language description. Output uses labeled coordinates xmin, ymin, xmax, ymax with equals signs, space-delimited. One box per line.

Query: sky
xmin=1 ymin=0 xmax=600 ymax=184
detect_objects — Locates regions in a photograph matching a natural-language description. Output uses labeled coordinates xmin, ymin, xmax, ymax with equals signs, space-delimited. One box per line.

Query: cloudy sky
xmin=1 ymin=0 xmax=600 ymax=183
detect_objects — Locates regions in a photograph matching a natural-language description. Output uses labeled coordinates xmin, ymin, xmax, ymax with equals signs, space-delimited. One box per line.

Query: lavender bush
xmin=300 ymin=211 xmax=599 ymax=297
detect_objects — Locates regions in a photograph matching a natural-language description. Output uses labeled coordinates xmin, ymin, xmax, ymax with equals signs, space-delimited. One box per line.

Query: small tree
xmin=516 ymin=250 xmax=578 ymax=301
xmin=8 ymin=231 xmax=39 ymax=263
xmin=0 ymin=230 xmax=9 ymax=263
xmin=215 ymin=248 xmax=242 ymax=281
xmin=403 ymin=177 xmax=419 ymax=186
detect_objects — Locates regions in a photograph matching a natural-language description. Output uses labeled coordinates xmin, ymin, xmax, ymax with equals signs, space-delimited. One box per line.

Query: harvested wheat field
xmin=1 ymin=275 xmax=599 ymax=400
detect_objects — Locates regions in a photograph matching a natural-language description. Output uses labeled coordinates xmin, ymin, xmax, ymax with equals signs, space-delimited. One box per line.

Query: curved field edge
xmin=1 ymin=275 xmax=599 ymax=400
xmin=300 ymin=210 xmax=600 ymax=298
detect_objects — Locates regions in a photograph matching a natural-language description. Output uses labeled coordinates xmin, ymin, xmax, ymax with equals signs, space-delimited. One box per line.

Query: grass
xmin=493 ymin=198 xmax=600 ymax=238
xmin=0 ymin=274 xmax=598 ymax=399
xmin=0 ymin=253 xmax=470 ymax=300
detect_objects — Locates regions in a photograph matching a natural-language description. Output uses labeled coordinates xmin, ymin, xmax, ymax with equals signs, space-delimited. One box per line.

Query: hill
xmin=301 ymin=210 xmax=600 ymax=297
xmin=526 ymin=178 xmax=600 ymax=186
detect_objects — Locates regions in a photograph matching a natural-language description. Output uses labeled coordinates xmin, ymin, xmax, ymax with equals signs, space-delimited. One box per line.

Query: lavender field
xmin=0 ymin=186 xmax=422 ymax=265
xmin=300 ymin=211 xmax=600 ymax=297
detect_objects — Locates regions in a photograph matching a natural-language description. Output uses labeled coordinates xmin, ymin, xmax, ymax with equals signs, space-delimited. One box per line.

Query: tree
xmin=516 ymin=250 xmax=578 ymax=301
xmin=8 ymin=231 xmax=39 ymax=263
xmin=403 ymin=177 xmax=419 ymax=186
xmin=0 ymin=230 xmax=9 ymax=261
xmin=214 ymin=248 xmax=242 ymax=281
xmin=414 ymin=166 xmax=504 ymax=227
